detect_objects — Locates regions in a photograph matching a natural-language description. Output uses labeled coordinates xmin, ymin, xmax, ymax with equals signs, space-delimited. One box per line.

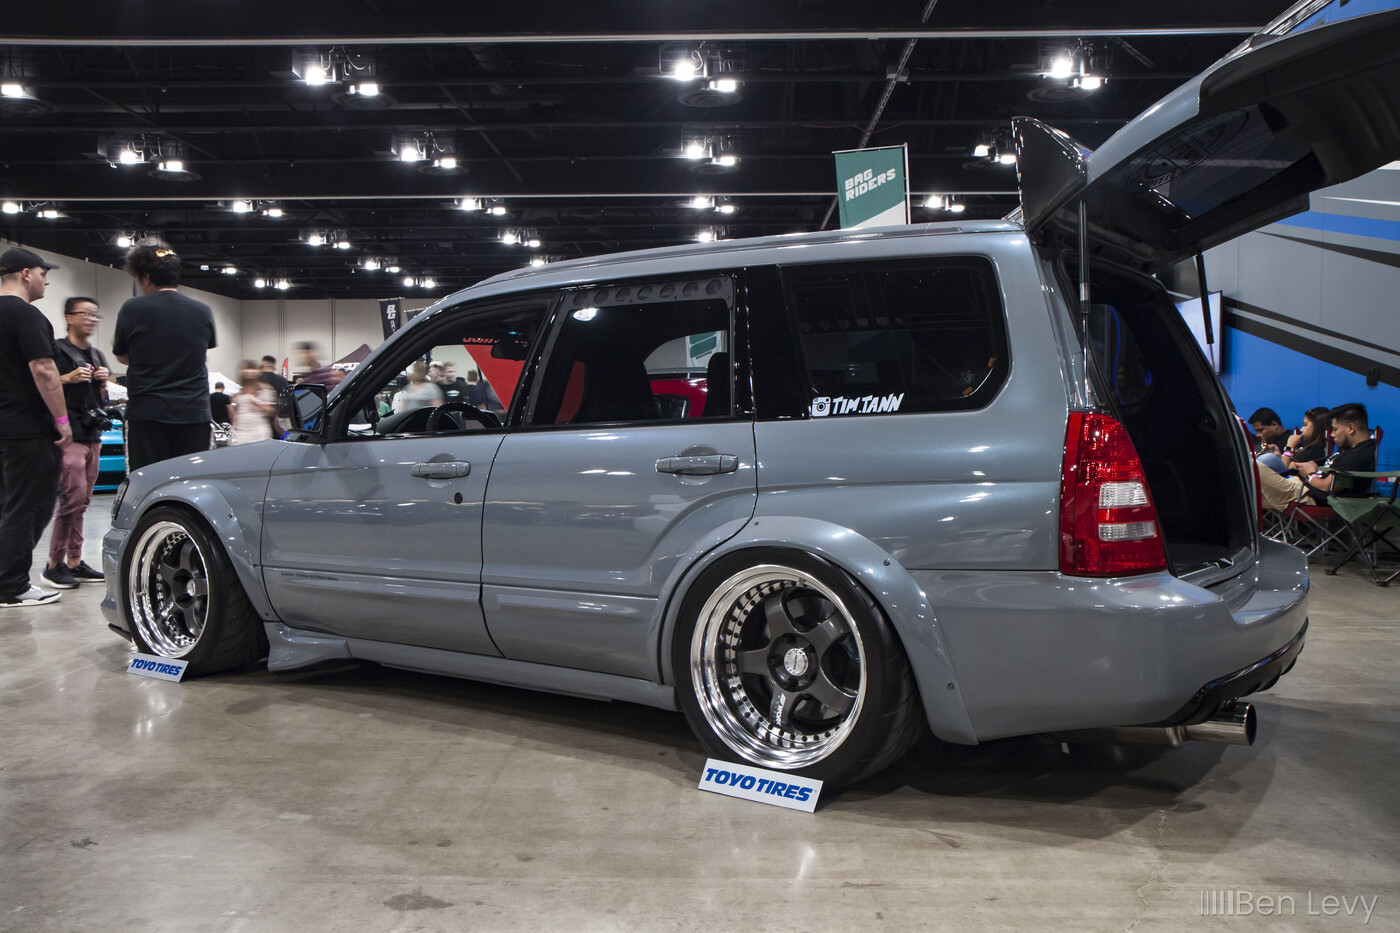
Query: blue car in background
xmin=95 ymin=417 xmax=125 ymax=492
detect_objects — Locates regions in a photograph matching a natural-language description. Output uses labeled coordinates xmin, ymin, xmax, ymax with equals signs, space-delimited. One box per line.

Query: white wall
xmin=238 ymin=297 xmax=415 ymax=373
xmin=2 ymin=237 xmax=242 ymax=380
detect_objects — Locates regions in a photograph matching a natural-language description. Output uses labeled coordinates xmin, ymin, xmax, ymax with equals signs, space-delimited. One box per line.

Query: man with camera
xmin=43 ymin=296 xmax=109 ymax=589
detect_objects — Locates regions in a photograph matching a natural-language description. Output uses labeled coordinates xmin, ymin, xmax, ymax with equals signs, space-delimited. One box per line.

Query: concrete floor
xmin=2 ymin=499 xmax=1397 ymax=933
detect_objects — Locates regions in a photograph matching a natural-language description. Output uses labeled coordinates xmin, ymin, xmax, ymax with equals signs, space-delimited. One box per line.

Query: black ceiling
xmin=0 ymin=1 xmax=1295 ymax=300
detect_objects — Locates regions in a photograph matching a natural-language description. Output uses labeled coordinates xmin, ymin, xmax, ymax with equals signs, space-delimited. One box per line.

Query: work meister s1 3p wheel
xmin=673 ymin=550 xmax=923 ymax=788
xmin=124 ymin=507 xmax=267 ymax=675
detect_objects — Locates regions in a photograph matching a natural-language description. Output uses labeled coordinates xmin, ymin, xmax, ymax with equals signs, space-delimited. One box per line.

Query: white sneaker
xmin=0 ymin=586 xmax=62 ymax=608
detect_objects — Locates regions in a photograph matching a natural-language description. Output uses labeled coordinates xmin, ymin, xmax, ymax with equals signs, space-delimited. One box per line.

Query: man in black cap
xmin=0 ymin=247 xmax=72 ymax=608
xmin=112 ymin=238 xmax=216 ymax=470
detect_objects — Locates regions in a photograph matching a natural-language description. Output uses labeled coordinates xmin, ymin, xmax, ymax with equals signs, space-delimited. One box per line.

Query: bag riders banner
xmin=833 ymin=144 xmax=910 ymax=229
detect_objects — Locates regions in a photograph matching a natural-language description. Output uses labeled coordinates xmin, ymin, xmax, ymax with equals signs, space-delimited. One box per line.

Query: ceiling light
xmin=349 ymin=81 xmax=379 ymax=97
xmin=529 ymin=256 xmax=547 ymax=267
xmin=117 ymin=145 xmax=142 ymax=165
xmin=253 ymin=278 xmax=267 ymax=289
xmin=37 ymin=208 xmax=65 ymax=220
xmin=398 ymin=147 xmax=424 ymax=163
xmin=386 ymin=263 xmax=400 ymax=273
xmin=457 ymin=197 xmax=481 ymax=211
xmin=262 ymin=206 xmax=284 ymax=218
xmin=487 ymin=205 xmax=507 ymax=216
xmin=157 ymin=160 xmax=184 ymax=174
xmin=972 ymin=142 xmax=991 ymax=159
xmin=998 ymin=152 xmax=1018 ymax=165
xmin=361 ymin=257 xmax=381 ymax=271
xmin=696 ymin=227 xmax=721 ymax=243
xmin=714 ymin=201 xmax=736 ymax=215
xmin=687 ymin=195 xmax=714 ymax=209
xmin=525 ymin=238 xmax=541 ymax=249
xmin=334 ymin=237 xmax=352 ymax=250
xmin=229 ymin=199 xmax=254 ymax=214
xmin=274 ymin=278 xmax=292 ymax=291
xmin=403 ymin=276 xmax=415 ymax=288
xmin=422 ymin=277 xmax=436 ymax=289
xmin=661 ymin=45 xmax=706 ymax=81
xmin=115 ymin=233 xmax=135 ymax=248
xmin=303 ymin=63 xmax=331 ymax=86
xmin=305 ymin=231 xmax=327 ymax=247
xmin=713 ymin=154 xmax=738 ymax=168
xmin=433 ymin=156 xmax=458 ymax=171
xmin=923 ymin=194 xmax=944 ymax=209
xmin=682 ymin=139 xmax=708 ymax=160
xmin=1 ymin=200 xmax=20 ymax=214
xmin=221 ymin=266 xmax=238 ymax=275
xmin=947 ymin=201 xmax=966 ymax=214
xmin=1074 ymin=75 xmax=1103 ymax=91
xmin=2 ymin=83 xmax=36 ymax=99
xmin=1047 ymin=56 xmax=1075 ymax=80
xmin=709 ymin=78 xmax=739 ymax=94
xmin=501 ymin=229 xmax=520 ymax=245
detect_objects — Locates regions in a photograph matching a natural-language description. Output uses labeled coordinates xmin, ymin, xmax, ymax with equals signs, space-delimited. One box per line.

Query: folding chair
xmin=1325 ymin=469 xmax=1400 ymax=585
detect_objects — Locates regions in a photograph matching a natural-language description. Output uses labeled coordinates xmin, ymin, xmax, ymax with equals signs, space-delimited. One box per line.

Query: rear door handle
xmin=411 ymin=461 xmax=471 ymax=479
xmin=655 ymin=454 xmax=738 ymax=476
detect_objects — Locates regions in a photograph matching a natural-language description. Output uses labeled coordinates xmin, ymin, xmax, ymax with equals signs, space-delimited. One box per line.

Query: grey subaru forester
xmin=104 ymin=2 xmax=1399 ymax=787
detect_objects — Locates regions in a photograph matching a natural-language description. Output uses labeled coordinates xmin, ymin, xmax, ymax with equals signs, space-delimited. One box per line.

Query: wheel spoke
xmin=804 ymin=614 xmax=846 ymax=655
xmin=736 ymin=648 xmax=771 ymax=676
xmin=768 ymin=686 xmax=799 ymax=727
xmin=804 ymin=673 xmax=856 ymax=717
xmin=177 ymin=541 xmax=199 ymax=575
xmin=762 ymin=591 xmax=799 ymax=639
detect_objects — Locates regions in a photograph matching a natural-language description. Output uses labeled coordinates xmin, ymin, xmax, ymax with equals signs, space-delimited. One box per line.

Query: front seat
xmin=703 ymin=352 xmax=731 ymax=418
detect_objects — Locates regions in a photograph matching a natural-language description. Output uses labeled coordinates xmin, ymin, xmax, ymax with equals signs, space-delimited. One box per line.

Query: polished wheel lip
xmin=127 ymin=520 xmax=210 ymax=659
xmin=690 ymin=563 xmax=866 ymax=769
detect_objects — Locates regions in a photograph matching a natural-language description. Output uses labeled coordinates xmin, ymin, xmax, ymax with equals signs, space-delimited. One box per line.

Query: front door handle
xmin=655 ymin=454 xmax=739 ymax=476
xmin=411 ymin=460 xmax=471 ymax=479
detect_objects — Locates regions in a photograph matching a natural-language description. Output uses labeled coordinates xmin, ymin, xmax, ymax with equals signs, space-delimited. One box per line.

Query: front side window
xmin=342 ymin=303 xmax=547 ymax=438
xmin=528 ymin=278 xmax=734 ymax=426
xmin=783 ymin=258 xmax=1008 ymax=417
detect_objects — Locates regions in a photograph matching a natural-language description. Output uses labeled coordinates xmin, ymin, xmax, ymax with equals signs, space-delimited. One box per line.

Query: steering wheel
xmin=425 ymin=400 xmax=501 ymax=432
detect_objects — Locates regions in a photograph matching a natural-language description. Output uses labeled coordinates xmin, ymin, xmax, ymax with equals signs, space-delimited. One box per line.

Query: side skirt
xmin=264 ymin=622 xmax=680 ymax=711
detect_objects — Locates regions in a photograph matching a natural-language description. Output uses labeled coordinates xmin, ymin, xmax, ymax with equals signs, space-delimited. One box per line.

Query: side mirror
xmin=283 ymin=383 xmax=328 ymax=434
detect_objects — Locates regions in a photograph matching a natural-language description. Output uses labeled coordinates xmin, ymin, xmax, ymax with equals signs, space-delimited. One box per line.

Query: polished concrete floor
xmin=2 ymin=500 xmax=1397 ymax=932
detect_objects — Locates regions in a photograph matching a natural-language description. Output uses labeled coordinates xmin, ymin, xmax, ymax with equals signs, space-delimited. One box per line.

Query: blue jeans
xmin=1257 ymin=452 xmax=1288 ymax=474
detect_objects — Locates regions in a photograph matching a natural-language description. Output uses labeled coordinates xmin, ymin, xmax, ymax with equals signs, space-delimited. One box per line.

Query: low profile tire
xmin=673 ymin=549 xmax=923 ymax=788
xmin=123 ymin=506 xmax=267 ymax=675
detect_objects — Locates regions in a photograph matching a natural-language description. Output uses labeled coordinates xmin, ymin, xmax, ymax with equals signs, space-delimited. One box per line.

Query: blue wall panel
xmin=1221 ymin=327 xmax=1399 ymax=471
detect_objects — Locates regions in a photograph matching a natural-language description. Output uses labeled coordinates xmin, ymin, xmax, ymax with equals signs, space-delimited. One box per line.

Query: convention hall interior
xmin=2 ymin=2 xmax=1397 ymax=930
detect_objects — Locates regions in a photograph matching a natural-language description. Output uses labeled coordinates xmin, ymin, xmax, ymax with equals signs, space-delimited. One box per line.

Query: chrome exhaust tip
xmin=1183 ymin=701 xmax=1256 ymax=746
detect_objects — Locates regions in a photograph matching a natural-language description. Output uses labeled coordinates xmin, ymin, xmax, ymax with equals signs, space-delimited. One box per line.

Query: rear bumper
xmin=912 ymin=538 xmax=1309 ymax=741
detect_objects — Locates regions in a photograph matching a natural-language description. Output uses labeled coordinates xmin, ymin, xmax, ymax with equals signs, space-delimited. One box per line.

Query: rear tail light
xmin=1059 ymin=411 xmax=1168 ymax=576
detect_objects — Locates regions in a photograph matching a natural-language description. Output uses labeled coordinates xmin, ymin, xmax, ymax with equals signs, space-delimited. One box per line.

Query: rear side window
xmin=783 ymin=258 xmax=1008 ymax=416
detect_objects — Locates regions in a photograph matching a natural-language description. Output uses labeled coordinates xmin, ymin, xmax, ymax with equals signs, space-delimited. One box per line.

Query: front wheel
xmin=123 ymin=506 xmax=267 ymax=674
xmin=673 ymin=550 xmax=923 ymax=788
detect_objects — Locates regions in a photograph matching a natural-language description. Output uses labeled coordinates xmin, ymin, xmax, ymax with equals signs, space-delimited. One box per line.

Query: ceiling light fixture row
xmin=685 ymin=195 xmax=737 ymax=214
xmin=401 ymin=275 xmax=438 ymax=289
xmin=292 ymin=47 xmax=378 ymax=97
xmin=681 ymin=134 xmax=741 ymax=174
xmin=1041 ymin=42 xmax=1107 ymax=91
xmin=659 ymin=43 xmax=742 ymax=104
xmin=393 ymin=132 xmax=462 ymax=174
xmin=500 ymin=228 xmax=542 ymax=248
xmin=359 ymin=256 xmax=403 ymax=273
xmin=302 ymin=229 xmax=352 ymax=249
xmin=457 ymin=197 xmax=508 ymax=216
xmin=253 ymin=277 xmax=295 ymax=291
xmin=920 ymin=194 xmax=966 ymax=214
xmin=1 ymin=199 xmax=67 ymax=219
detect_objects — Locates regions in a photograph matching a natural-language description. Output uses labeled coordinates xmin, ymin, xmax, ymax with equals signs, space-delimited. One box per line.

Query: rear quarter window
xmin=782 ymin=258 xmax=1008 ymax=416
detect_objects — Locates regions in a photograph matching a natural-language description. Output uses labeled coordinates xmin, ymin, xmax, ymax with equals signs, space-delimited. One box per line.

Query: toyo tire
xmin=672 ymin=549 xmax=923 ymax=788
xmin=123 ymin=506 xmax=267 ymax=675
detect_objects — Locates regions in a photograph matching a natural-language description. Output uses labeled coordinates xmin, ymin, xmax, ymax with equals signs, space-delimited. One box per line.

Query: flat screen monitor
xmin=1174 ymin=291 xmax=1223 ymax=373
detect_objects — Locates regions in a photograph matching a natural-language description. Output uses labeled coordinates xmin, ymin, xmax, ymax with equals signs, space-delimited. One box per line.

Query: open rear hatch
xmin=1016 ymin=0 xmax=1400 ymax=580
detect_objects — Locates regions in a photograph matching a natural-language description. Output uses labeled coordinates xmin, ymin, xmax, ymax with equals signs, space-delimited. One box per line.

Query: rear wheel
xmin=673 ymin=550 xmax=922 ymax=788
xmin=124 ymin=507 xmax=267 ymax=674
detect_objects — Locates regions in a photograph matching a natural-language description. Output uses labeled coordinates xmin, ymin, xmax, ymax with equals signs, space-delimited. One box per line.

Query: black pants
xmin=0 ymin=437 xmax=62 ymax=598
xmin=125 ymin=421 xmax=211 ymax=472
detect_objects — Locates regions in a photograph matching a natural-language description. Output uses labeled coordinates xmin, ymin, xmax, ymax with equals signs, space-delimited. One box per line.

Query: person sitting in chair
xmin=1290 ymin=403 xmax=1378 ymax=506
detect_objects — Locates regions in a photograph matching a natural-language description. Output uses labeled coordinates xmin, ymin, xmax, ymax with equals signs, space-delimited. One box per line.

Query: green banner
xmin=834 ymin=145 xmax=909 ymax=229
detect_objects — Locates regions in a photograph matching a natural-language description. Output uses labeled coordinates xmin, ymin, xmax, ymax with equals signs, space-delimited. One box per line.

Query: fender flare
xmin=135 ymin=484 xmax=277 ymax=622
xmin=654 ymin=515 xmax=978 ymax=745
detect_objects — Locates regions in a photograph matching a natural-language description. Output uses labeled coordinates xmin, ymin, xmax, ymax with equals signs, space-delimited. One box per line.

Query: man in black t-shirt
xmin=0 ymin=247 xmax=71 ymax=607
xmin=1292 ymin=403 xmax=1379 ymax=506
xmin=209 ymin=382 xmax=232 ymax=424
xmin=44 ymin=297 xmax=110 ymax=589
xmin=112 ymin=240 xmax=216 ymax=471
